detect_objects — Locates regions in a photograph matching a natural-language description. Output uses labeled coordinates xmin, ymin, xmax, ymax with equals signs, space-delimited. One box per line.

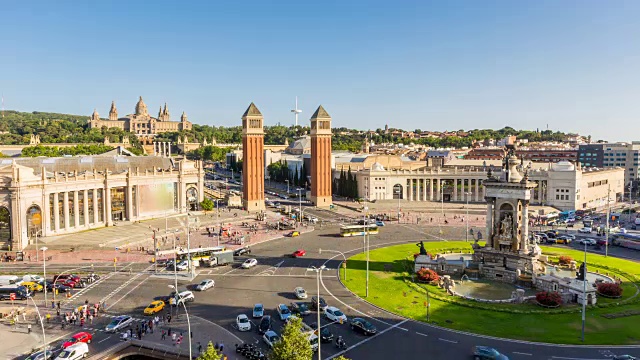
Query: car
xmin=291 ymin=249 xmax=306 ymax=258
xmin=55 ymin=343 xmax=88 ymax=360
xmin=311 ymin=296 xmax=328 ymax=311
xmin=233 ymin=247 xmax=251 ymax=256
xmin=144 ymin=300 xmax=165 ymax=315
xmin=305 ymin=216 xmax=319 ymax=223
xmin=556 ymin=236 xmax=571 ymax=244
xmin=236 ymin=314 xmax=251 ymax=331
xmin=196 ymin=279 xmax=215 ymax=291
xmin=241 ymin=258 xmax=258 ymax=269
xmin=579 ymin=227 xmax=592 ymax=233
xmin=286 ymin=231 xmax=300 ymax=237
xmin=290 ymin=302 xmax=311 ymax=316
xmin=25 ymin=349 xmax=56 ymax=360
xmin=324 ymin=306 xmax=347 ymax=323
xmin=310 ymin=322 xmax=334 ymax=343
xmin=105 ymin=315 xmax=133 ymax=332
xmin=171 ymin=290 xmax=195 ymax=306
xmin=21 ymin=281 xmax=44 ymax=292
xmin=175 ymin=261 xmax=189 ymax=271
xmin=596 ymin=238 xmax=610 ymax=246
xmin=375 ymin=220 xmax=385 ymax=226
xmin=258 ymin=315 xmax=272 ymax=334
xmin=276 ymin=303 xmax=291 ymax=321
xmin=564 ymin=234 xmax=576 ymax=240
xmin=613 ymin=356 xmax=637 ymax=360
xmin=294 ymin=287 xmax=308 ymax=299
xmin=472 ymin=346 xmax=509 ymax=360
xmin=579 ymin=238 xmax=597 ymax=246
xmin=262 ymin=330 xmax=279 ymax=349
xmin=62 ymin=332 xmax=92 ymax=349
xmin=350 ymin=317 xmax=377 ymax=335
xmin=252 ymin=303 xmax=264 ymax=318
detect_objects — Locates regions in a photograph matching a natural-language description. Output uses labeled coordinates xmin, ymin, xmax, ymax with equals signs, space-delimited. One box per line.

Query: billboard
xmin=139 ymin=183 xmax=175 ymax=214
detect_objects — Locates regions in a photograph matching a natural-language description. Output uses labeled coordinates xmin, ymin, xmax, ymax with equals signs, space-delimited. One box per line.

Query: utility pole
xmin=581 ymin=241 xmax=587 ymax=342
xmin=605 ymin=184 xmax=610 ymax=257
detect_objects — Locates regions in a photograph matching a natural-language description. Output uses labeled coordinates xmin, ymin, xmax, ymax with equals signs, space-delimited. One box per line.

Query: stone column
xmin=73 ymin=191 xmax=79 ymax=228
xmin=168 ymin=143 xmax=171 ymax=157
xmin=423 ymin=179 xmax=428 ymax=201
xmin=538 ymin=182 xmax=543 ymax=204
xmin=126 ymin=185 xmax=133 ymax=221
xmin=430 ymin=179 xmax=434 ymax=201
xmin=105 ymin=186 xmax=112 ymax=226
xmin=63 ymin=192 xmax=70 ymax=229
xmin=453 ymin=178 xmax=458 ymax=201
xmin=53 ymin=192 xmax=60 ymax=232
xmin=475 ymin=179 xmax=480 ymax=202
xmin=92 ymin=189 xmax=99 ymax=224
xmin=486 ymin=198 xmax=493 ymax=249
xmin=83 ymin=190 xmax=89 ymax=227
xmin=153 ymin=142 xmax=157 ymax=156
xmin=521 ymin=200 xmax=529 ymax=253
xmin=436 ymin=179 xmax=441 ymax=201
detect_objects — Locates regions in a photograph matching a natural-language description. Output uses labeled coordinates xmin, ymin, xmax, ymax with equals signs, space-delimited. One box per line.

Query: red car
xmin=292 ymin=249 xmax=306 ymax=258
xmin=62 ymin=332 xmax=93 ymax=348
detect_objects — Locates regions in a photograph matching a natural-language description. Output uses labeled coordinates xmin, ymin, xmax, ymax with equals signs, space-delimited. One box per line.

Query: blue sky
xmin=2 ymin=0 xmax=640 ymax=141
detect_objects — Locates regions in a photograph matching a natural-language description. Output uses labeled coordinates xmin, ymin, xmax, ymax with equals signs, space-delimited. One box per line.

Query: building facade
xmin=241 ymin=103 xmax=266 ymax=212
xmin=88 ymin=97 xmax=192 ymax=139
xmin=346 ymin=160 xmax=623 ymax=211
xmin=310 ymin=106 xmax=333 ymax=207
xmin=465 ymin=147 xmax=577 ymax=163
xmin=0 ymin=155 xmax=204 ymax=251
xmin=579 ymin=142 xmax=640 ymax=186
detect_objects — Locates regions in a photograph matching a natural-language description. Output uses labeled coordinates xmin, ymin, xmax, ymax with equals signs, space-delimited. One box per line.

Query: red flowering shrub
xmin=416 ymin=268 xmax=440 ymax=282
xmin=558 ymin=256 xmax=573 ymax=265
xmin=536 ymin=291 xmax=562 ymax=306
xmin=597 ymin=282 xmax=623 ymax=297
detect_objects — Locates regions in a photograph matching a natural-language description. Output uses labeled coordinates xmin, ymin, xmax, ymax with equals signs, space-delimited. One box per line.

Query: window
xmin=556 ymin=195 xmax=560 ymax=200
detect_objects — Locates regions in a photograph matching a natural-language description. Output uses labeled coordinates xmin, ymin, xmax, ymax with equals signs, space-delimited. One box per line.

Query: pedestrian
xmin=214 ymin=342 xmax=219 ymax=351
xmin=162 ymin=330 xmax=166 ymax=340
xmin=57 ymin=301 xmax=61 ymax=310
xmin=89 ymin=314 xmax=93 ymax=324
xmin=167 ymin=314 xmax=172 ymax=323
xmin=80 ymin=317 xmax=84 ymax=327
xmin=219 ymin=342 xmax=224 ymax=352
xmin=168 ymin=328 xmax=172 ymax=337
xmin=46 ymin=313 xmax=51 ymax=323
xmin=22 ymin=311 xmax=26 ymax=321
xmin=56 ymin=308 xmax=60 ymax=317
xmin=198 ymin=342 xmax=203 ymax=354
xmin=171 ymin=333 xmax=177 ymax=342
xmin=51 ymin=300 xmax=55 ymax=309
xmin=138 ymin=329 xmax=142 ymax=339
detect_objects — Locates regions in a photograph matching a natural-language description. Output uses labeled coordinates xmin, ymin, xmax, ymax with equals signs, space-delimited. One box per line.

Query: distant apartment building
xmin=578 ymin=142 xmax=640 ymax=186
xmin=465 ymin=146 xmax=576 ymax=163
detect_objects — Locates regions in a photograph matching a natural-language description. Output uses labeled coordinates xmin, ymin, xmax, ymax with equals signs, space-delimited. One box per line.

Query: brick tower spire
xmin=310 ymin=105 xmax=333 ymax=207
xmin=242 ymin=102 xmax=266 ymax=212
xmin=109 ymin=101 xmax=118 ymax=121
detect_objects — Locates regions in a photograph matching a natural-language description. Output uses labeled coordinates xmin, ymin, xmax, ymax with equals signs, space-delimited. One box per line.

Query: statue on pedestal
xmin=576 ymin=262 xmax=587 ymax=281
xmin=417 ymin=241 xmax=427 ymax=256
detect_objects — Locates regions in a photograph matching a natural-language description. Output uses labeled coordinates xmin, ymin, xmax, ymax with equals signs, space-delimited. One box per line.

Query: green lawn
xmin=342 ymin=241 xmax=640 ymax=345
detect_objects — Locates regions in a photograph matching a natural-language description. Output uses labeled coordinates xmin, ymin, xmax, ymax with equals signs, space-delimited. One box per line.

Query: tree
xmin=200 ymin=198 xmax=214 ymax=211
xmin=334 ymin=356 xmax=352 ymax=360
xmin=270 ymin=316 xmax=313 ymax=360
xmin=196 ymin=341 xmax=222 ymax=360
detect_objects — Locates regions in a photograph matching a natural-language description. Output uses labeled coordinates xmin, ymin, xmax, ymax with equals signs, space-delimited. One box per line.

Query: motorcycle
xmin=335 ymin=338 xmax=347 ymax=350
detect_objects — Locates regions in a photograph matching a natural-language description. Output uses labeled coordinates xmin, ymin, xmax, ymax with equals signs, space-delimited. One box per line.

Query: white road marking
xmin=397 ymin=327 xmax=408 ymax=331
xmin=327 ymin=319 xmax=409 ymax=359
xmin=438 ymin=337 xmax=458 ymax=344
xmin=416 ymin=332 xmax=429 ymax=337
xmin=106 ymin=264 xmax=154 ymax=310
xmin=513 ymin=352 xmax=533 ymax=356
xmin=97 ymin=335 xmax=112 ymax=344
xmin=192 ymin=315 xmax=243 ymax=342
xmin=551 ymin=358 xmax=608 ymax=360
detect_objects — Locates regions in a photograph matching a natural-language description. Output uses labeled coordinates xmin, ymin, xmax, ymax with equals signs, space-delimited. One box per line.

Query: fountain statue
xmin=416 ymin=240 xmax=428 ymax=256
xmin=576 ymin=262 xmax=587 ymax=281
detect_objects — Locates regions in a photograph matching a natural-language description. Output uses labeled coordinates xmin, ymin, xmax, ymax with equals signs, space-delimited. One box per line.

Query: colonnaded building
xmin=333 ymin=154 xmax=624 ymax=212
xmin=0 ymin=152 xmax=204 ymax=251
xmin=88 ymin=96 xmax=192 ymax=140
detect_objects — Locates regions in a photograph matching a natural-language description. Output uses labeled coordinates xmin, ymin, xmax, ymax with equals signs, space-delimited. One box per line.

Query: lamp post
xmin=26 ymin=295 xmax=47 ymax=356
xmin=363 ymin=200 xmax=369 ymax=298
xmin=581 ymin=241 xmax=587 ymax=342
xmin=308 ymin=265 xmax=327 ymax=360
xmin=41 ymin=247 xmax=48 ymax=306
xmin=34 ymin=230 xmax=42 ymax=262
xmin=285 ymin=180 xmax=290 ymax=194
xmin=605 ymin=184 xmax=610 ymax=257
xmin=168 ymin=284 xmax=192 ymax=359
xmin=395 ymin=188 xmax=401 ymax=224
xmin=297 ymin=188 xmax=303 ymax=223
xmin=319 ymin=248 xmax=347 ymax=281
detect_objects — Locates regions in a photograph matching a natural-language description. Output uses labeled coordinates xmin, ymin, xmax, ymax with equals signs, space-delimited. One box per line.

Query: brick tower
xmin=310 ymin=105 xmax=333 ymax=207
xmin=242 ymin=102 xmax=266 ymax=212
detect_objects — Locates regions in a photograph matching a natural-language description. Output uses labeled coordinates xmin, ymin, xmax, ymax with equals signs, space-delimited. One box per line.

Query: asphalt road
xmin=11 ymin=222 xmax=640 ymax=360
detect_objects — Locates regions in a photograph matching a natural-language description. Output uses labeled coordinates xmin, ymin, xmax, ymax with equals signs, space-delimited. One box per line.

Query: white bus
xmin=0 ymin=275 xmax=20 ymax=286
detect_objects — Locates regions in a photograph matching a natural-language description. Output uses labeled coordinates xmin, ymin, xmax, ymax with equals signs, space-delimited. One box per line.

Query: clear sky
xmin=2 ymin=1 xmax=640 ymax=141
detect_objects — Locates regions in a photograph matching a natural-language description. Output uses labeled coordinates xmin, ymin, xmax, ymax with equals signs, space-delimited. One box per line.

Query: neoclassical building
xmin=88 ymin=96 xmax=193 ymax=140
xmin=0 ymin=154 xmax=204 ymax=251
xmin=345 ymin=160 xmax=624 ymax=212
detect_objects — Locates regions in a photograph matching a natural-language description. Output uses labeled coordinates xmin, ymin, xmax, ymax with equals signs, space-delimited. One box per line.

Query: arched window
xmin=26 ymin=205 xmax=43 ymax=237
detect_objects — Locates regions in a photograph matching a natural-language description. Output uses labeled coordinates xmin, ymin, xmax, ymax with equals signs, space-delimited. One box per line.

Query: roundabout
xmin=340 ymin=241 xmax=640 ymax=345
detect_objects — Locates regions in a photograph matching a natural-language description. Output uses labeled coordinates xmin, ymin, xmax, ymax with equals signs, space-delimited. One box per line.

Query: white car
xmin=236 ymin=314 xmax=251 ymax=331
xmin=175 ymin=260 xmax=189 ymax=271
xmin=579 ymin=238 xmax=597 ymax=246
xmin=263 ymin=330 xmax=279 ymax=348
xmin=294 ymin=287 xmax=308 ymax=299
xmin=171 ymin=290 xmax=195 ymax=306
xmin=196 ymin=279 xmax=214 ymax=291
xmin=324 ymin=306 xmax=347 ymax=323
xmin=241 ymin=258 xmax=258 ymax=269
xmin=579 ymin=227 xmax=592 ymax=233
xmin=55 ymin=343 xmax=88 ymax=360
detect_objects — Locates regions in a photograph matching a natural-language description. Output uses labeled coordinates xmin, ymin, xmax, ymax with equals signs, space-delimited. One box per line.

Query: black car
xmin=310 ymin=323 xmax=334 ymax=343
xmin=258 ymin=315 xmax=272 ymax=334
xmin=48 ymin=283 xmax=72 ymax=293
xmin=350 ymin=317 xmax=377 ymax=336
xmin=290 ymin=302 xmax=311 ymax=316
xmin=233 ymin=247 xmax=251 ymax=256
xmin=311 ymin=296 xmax=327 ymax=311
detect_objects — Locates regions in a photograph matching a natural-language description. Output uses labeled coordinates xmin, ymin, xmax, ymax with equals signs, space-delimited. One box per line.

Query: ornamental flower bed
xmin=597 ymin=282 xmax=623 ymax=298
xmin=536 ymin=291 xmax=562 ymax=307
xmin=416 ymin=267 xmax=440 ymax=283
xmin=558 ymin=256 xmax=573 ymax=266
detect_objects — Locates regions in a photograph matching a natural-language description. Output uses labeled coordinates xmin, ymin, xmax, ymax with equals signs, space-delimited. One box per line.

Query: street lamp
xmin=26 ymin=295 xmax=47 ymax=356
xmin=297 ymin=188 xmax=303 ymax=223
xmin=307 ymin=265 xmax=327 ymax=360
xmin=581 ymin=241 xmax=587 ymax=342
xmin=168 ymin=284 xmax=192 ymax=359
xmin=34 ymin=229 xmax=43 ymax=262
xmin=41 ymin=247 xmax=48 ymax=306
xmin=319 ymin=248 xmax=347 ymax=281
xmin=285 ymin=180 xmax=290 ymax=194
xmin=363 ymin=200 xmax=369 ymax=298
